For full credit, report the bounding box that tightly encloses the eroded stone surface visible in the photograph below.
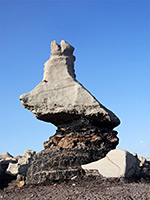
[19,40,121,185]
[0,152,13,160]
[20,40,120,129]
[44,118,118,150]
[82,149,145,178]
[0,150,35,189]
[6,150,36,176]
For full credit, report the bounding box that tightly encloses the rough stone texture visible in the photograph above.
[44,118,118,152]
[26,129,118,185]
[6,163,19,176]
[82,149,150,178]
[0,153,18,189]
[1,177,150,200]
[136,155,150,177]
[0,152,13,160]
[19,40,121,185]
[6,150,36,177]
[25,148,85,185]
[20,40,120,129]
[26,118,119,185]
[0,150,35,189]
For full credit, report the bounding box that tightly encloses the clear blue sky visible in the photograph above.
[1,0,150,157]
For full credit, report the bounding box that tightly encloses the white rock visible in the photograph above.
[0,152,13,160]
[23,150,35,158]
[71,175,77,180]
[6,163,20,175]
[82,149,139,178]
[20,40,120,129]
[138,156,146,167]
[132,153,137,158]
[6,150,36,176]
[0,152,17,172]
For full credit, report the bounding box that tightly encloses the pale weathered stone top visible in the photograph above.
[20,40,120,128]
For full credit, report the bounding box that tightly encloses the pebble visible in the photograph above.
[0,180,150,200]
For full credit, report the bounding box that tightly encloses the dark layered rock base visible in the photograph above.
[26,118,119,185]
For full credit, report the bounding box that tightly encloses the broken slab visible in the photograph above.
[82,149,140,178]
[0,150,36,189]
[6,150,36,176]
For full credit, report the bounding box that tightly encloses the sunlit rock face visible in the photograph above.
[20,40,120,185]
[20,40,120,129]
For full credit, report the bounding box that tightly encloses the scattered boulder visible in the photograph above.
[6,150,36,176]
[137,156,150,177]
[0,152,13,160]
[82,149,150,179]
[0,152,17,171]
[6,150,36,177]
[19,40,121,185]
[6,163,19,176]
[0,152,18,189]
[0,150,35,189]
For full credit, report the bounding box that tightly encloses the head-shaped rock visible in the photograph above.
[20,40,120,129]
[51,40,74,56]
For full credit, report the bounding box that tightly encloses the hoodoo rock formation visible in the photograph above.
[20,40,120,184]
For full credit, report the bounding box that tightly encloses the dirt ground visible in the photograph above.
[0,177,150,200]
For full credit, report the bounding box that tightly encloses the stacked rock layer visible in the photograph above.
[20,40,120,184]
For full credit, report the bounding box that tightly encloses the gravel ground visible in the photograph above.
[0,178,150,200]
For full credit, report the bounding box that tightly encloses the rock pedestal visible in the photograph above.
[20,40,120,184]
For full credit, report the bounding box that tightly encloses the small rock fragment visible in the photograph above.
[17,180,25,188]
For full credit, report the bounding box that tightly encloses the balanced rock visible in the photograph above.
[20,40,120,128]
[20,40,120,185]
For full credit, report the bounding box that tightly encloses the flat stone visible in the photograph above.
[82,149,140,178]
